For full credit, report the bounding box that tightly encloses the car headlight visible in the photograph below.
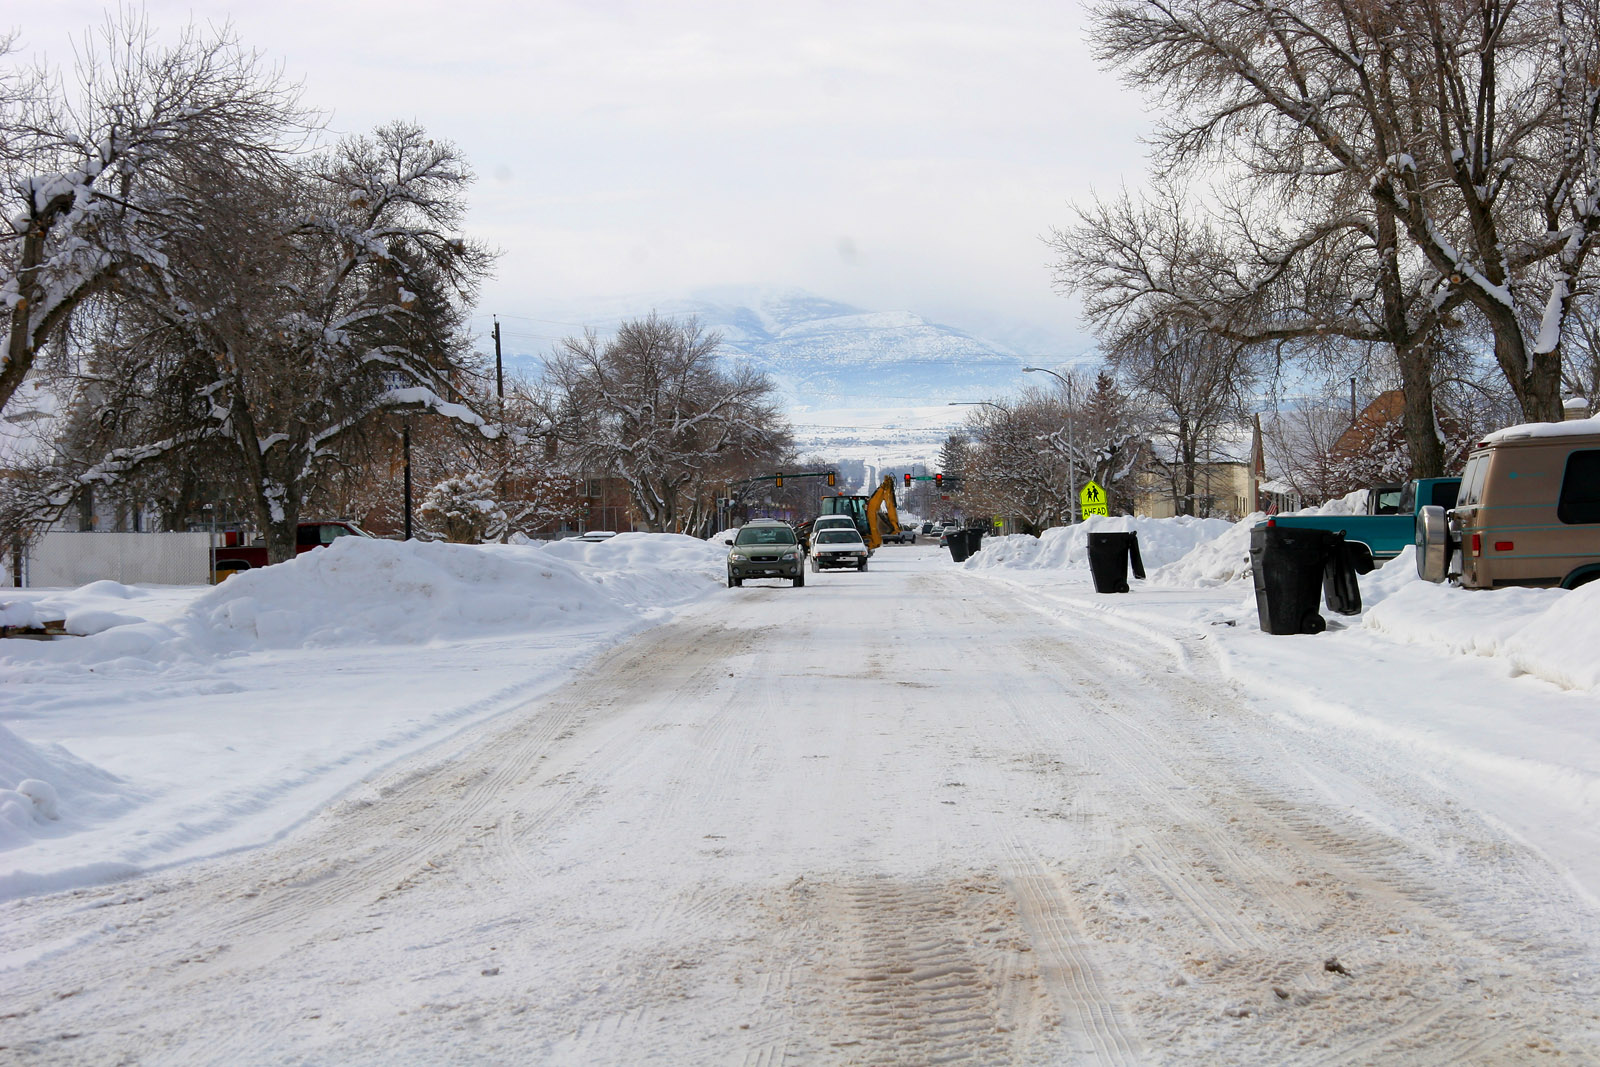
[781,552,797,561]
[729,550,748,560]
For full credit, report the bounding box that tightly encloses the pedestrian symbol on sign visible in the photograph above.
[1080,480,1108,518]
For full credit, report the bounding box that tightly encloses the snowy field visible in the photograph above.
[4,517,1600,1062]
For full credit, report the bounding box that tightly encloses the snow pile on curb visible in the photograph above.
[3,534,726,667]
[0,723,142,855]
[1144,489,1372,587]
[1,534,728,890]
[963,515,1234,576]
[1363,559,1600,692]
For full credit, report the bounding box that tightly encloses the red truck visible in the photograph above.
[212,521,373,581]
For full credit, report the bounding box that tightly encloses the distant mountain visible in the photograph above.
[666,288,1024,413]
[495,287,1043,463]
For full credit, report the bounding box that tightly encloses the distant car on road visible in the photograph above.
[879,524,916,545]
[810,528,870,571]
[724,519,805,587]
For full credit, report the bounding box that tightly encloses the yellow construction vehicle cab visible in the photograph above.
[818,476,901,550]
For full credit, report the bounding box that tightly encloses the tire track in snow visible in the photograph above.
[970,571,1599,1063]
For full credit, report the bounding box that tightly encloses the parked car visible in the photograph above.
[212,520,373,581]
[1417,418,1600,589]
[1259,477,1459,563]
[807,513,863,555]
[880,524,916,544]
[724,519,805,587]
[810,528,870,571]
[920,521,936,535]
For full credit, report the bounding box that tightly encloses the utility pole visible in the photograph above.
[403,418,413,541]
[1022,366,1079,522]
[493,317,504,402]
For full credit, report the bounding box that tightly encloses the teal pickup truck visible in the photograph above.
[1260,477,1461,563]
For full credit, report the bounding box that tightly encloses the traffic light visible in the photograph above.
[935,473,943,487]
[775,472,783,487]
[827,472,836,487]
[904,473,912,488]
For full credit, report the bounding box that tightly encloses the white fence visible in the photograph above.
[10,532,214,587]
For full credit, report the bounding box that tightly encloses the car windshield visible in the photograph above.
[735,527,796,546]
[816,530,862,545]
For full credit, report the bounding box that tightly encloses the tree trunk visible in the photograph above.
[1396,337,1447,479]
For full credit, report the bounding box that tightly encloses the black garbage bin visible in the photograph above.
[965,528,984,555]
[1250,524,1341,634]
[947,528,971,563]
[1087,531,1145,593]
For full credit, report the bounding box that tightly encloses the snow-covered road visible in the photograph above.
[4,544,1597,1064]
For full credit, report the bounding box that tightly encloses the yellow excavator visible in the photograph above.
[819,475,901,550]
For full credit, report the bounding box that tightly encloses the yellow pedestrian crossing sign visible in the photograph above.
[1080,480,1108,517]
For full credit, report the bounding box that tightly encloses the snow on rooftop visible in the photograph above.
[1482,412,1600,445]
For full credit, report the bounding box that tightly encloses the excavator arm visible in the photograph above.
[864,475,900,550]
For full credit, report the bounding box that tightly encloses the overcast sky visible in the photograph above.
[21,2,1153,356]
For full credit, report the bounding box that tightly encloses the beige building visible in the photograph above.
[1133,461,1255,521]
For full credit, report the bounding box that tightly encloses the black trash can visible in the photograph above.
[1250,525,1339,634]
[965,528,984,555]
[1087,531,1144,593]
[947,528,971,563]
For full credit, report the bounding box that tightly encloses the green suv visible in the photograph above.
[725,519,806,587]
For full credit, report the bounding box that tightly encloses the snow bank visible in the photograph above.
[1144,492,1370,587]
[0,722,142,856]
[3,534,726,667]
[962,515,1235,577]
[1363,559,1600,693]
[1,534,728,895]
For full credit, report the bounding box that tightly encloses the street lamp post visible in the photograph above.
[1022,367,1077,523]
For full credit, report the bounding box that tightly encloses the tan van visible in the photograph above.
[1417,416,1600,589]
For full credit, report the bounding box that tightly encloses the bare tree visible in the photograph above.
[57,121,496,561]
[1108,324,1259,516]
[960,391,1076,535]
[1,12,312,416]
[1086,0,1600,425]
[540,315,791,533]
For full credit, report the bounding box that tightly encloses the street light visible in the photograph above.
[1022,366,1078,523]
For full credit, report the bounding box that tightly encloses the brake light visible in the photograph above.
[1471,534,1481,554]
[1494,541,1514,552]
[1266,518,1277,527]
